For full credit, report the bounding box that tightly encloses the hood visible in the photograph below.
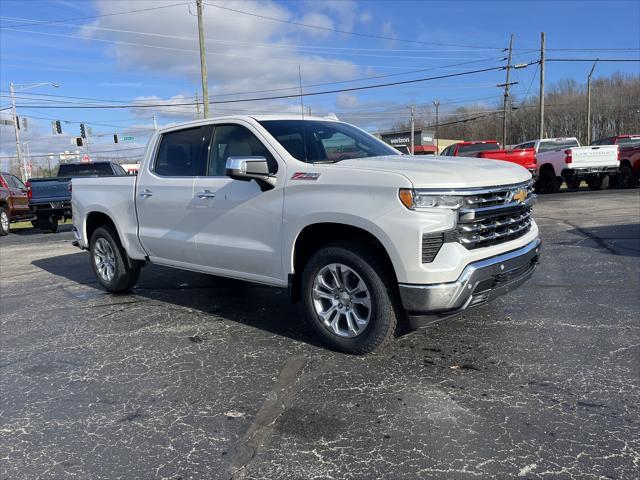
[335,155,532,188]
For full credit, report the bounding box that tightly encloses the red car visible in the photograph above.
[0,172,35,236]
[440,141,536,175]
[591,135,640,188]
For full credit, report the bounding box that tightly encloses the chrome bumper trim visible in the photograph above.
[399,238,541,324]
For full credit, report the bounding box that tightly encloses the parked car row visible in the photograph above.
[0,161,125,235]
[439,135,639,193]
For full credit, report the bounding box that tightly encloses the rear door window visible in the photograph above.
[154,126,212,177]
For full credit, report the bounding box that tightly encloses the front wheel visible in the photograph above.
[301,242,398,354]
[586,177,604,191]
[618,164,637,189]
[90,225,140,292]
[0,207,9,236]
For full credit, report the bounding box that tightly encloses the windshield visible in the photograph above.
[57,163,117,177]
[259,120,399,163]
[538,139,580,152]
[458,143,500,154]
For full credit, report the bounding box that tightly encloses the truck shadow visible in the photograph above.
[567,223,640,257]
[31,252,324,348]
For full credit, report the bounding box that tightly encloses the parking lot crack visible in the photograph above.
[227,355,335,479]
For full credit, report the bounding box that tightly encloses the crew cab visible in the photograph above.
[513,138,619,193]
[0,172,35,236]
[72,116,540,354]
[28,161,126,232]
[591,135,640,188]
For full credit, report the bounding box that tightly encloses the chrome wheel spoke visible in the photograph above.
[312,263,372,339]
[93,238,116,282]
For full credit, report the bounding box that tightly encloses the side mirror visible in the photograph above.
[225,156,276,191]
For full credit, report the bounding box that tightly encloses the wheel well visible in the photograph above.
[0,201,8,210]
[619,159,631,168]
[86,212,117,243]
[539,163,554,174]
[289,223,397,303]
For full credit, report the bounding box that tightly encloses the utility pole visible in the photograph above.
[409,104,415,154]
[586,60,597,145]
[433,100,440,153]
[501,34,514,147]
[9,82,26,180]
[195,92,200,119]
[539,32,546,139]
[196,0,210,118]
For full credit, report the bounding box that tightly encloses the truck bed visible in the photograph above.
[28,177,72,204]
[478,148,536,171]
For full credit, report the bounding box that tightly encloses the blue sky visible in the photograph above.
[1,0,639,164]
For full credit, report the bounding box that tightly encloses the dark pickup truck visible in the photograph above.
[27,161,126,232]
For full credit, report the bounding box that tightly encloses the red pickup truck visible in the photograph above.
[0,172,35,236]
[440,141,537,175]
[591,135,640,188]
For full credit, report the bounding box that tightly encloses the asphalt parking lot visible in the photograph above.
[1,189,639,480]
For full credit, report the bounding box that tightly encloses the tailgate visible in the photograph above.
[29,178,71,203]
[570,146,618,167]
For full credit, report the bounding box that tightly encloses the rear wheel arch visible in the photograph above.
[289,223,398,303]
[86,211,118,244]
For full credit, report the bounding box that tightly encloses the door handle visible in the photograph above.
[196,190,216,199]
[139,189,153,198]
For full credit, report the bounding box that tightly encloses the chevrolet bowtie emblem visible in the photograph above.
[513,189,527,203]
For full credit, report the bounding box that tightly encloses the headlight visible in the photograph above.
[399,189,464,210]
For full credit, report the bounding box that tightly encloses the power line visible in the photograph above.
[14,64,512,109]
[0,2,190,29]
[203,2,503,51]
[547,58,640,62]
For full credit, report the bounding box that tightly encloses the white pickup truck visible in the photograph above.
[513,137,619,193]
[72,115,540,354]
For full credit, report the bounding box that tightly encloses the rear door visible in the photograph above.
[5,175,30,218]
[135,125,213,265]
[191,121,285,283]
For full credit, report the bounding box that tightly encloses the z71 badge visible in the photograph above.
[291,172,320,181]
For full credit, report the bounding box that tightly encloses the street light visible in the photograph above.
[9,81,59,180]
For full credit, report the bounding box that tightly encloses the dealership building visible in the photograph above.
[379,129,461,155]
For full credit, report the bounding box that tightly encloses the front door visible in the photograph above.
[136,125,212,265]
[192,122,286,285]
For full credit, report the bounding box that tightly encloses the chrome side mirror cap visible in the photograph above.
[225,156,276,190]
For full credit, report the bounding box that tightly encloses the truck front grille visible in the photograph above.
[457,181,535,250]
[458,208,533,249]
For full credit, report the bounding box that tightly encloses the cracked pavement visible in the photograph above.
[1,189,639,479]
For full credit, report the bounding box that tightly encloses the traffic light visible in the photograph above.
[113,134,119,144]
[76,137,83,147]
[80,123,86,139]
[55,120,62,134]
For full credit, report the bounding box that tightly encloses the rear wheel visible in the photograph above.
[90,225,140,292]
[37,214,59,233]
[586,177,604,191]
[537,168,561,194]
[301,242,398,354]
[0,207,9,236]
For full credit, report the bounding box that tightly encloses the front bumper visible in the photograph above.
[399,238,541,328]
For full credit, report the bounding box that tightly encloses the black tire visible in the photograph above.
[301,242,399,354]
[586,177,604,191]
[31,220,38,228]
[0,207,9,236]
[565,178,581,190]
[618,164,637,189]
[536,168,561,194]
[37,214,59,233]
[90,225,140,292]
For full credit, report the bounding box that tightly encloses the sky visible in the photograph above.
[1,0,639,169]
